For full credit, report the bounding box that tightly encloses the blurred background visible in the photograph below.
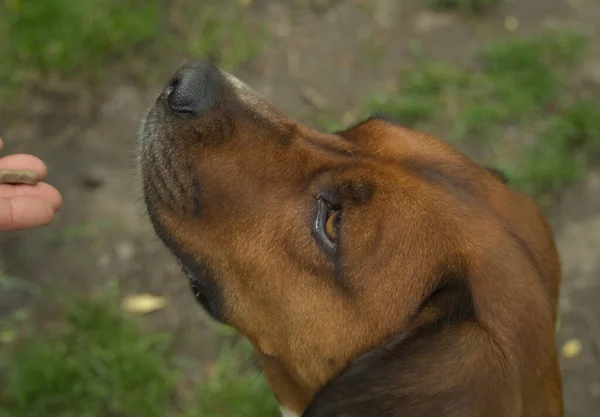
[0,0,598,416]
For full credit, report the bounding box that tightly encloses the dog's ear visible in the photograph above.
[302,278,520,417]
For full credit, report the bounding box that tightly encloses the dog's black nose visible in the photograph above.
[165,61,220,116]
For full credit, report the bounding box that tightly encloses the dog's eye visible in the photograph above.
[313,195,342,257]
[325,210,341,241]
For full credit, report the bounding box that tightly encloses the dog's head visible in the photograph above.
[140,61,562,416]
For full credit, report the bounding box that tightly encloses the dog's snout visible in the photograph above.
[165,61,220,116]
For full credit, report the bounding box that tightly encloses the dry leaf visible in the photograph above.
[561,338,582,358]
[0,329,16,344]
[504,16,519,32]
[204,362,217,379]
[121,293,168,314]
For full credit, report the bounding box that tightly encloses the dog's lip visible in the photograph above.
[177,258,197,282]
[139,100,166,144]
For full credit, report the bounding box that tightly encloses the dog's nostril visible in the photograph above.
[166,77,180,93]
[163,78,179,101]
[165,61,220,117]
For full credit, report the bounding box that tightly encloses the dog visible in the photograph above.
[139,61,563,417]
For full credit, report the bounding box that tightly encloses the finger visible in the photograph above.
[0,196,56,232]
[0,182,63,211]
[0,154,48,180]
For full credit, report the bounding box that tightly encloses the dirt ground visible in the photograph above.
[1,0,599,415]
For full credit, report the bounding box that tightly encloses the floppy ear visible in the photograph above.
[302,278,520,417]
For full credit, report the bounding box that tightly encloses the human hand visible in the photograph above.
[0,136,63,231]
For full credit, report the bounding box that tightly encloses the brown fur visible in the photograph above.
[140,62,563,416]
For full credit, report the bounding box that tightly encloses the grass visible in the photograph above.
[367,30,600,197]
[0,0,265,94]
[180,0,267,72]
[191,337,280,417]
[425,0,500,13]
[505,97,600,194]
[0,0,163,86]
[0,297,176,417]
[0,293,280,417]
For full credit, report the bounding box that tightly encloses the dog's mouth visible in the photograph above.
[178,260,217,318]
[141,187,227,322]
[172,243,226,322]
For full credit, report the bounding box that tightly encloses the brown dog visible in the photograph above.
[139,61,563,417]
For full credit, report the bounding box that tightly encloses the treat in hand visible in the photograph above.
[0,169,39,185]
[0,137,62,231]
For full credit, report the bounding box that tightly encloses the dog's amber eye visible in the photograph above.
[325,210,341,241]
[314,196,341,256]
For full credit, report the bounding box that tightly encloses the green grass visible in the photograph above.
[182,1,267,72]
[0,0,164,86]
[505,97,600,194]
[0,0,265,94]
[367,30,600,197]
[0,294,279,417]
[425,0,500,13]
[0,297,177,417]
[191,337,280,417]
